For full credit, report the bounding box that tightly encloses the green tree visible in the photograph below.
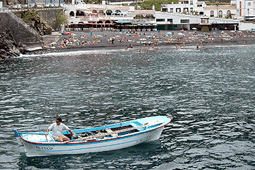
[22,9,39,22]
[139,0,178,11]
[225,13,235,19]
[54,11,69,29]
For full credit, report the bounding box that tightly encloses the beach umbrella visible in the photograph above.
[192,27,197,30]
[166,32,172,35]
[230,30,235,33]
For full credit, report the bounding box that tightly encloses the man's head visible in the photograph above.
[56,117,62,125]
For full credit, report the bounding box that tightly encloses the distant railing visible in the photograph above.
[1,6,62,12]
[76,15,134,19]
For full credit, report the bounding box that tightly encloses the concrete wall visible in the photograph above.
[0,12,41,44]
[39,8,63,30]
[239,22,255,30]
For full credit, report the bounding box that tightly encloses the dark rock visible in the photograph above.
[0,28,28,58]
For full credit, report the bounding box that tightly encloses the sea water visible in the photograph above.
[0,45,254,169]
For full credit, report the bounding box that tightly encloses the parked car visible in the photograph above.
[21,4,28,8]
[28,3,35,8]
[36,4,44,8]
[12,4,21,9]
[44,4,50,8]
[63,32,72,35]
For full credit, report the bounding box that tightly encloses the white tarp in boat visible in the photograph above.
[27,135,53,142]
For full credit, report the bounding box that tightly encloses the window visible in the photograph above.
[190,1,193,5]
[201,18,209,24]
[197,4,202,7]
[167,19,173,23]
[70,11,75,16]
[156,19,165,22]
[248,2,251,6]
[170,8,173,13]
[162,8,167,12]
[76,10,85,16]
[219,10,223,17]
[106,10,112,15]
[176,8,181,13]
[210,10,214,17]
[180,19,189,23]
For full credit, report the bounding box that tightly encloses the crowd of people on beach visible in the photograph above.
[42,29,255,52]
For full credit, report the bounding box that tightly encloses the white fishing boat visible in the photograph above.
[14,116,171,157]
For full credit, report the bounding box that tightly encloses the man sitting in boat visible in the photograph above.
[46,117,75,142]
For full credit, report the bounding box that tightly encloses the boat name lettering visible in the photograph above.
[36,146,53,150]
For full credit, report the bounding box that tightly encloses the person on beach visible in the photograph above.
[46,117,75,142]
[175,44,178,50]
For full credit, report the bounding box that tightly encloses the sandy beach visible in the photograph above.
[25,30,255,54]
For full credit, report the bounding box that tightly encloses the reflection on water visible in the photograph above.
[0,46,255,169]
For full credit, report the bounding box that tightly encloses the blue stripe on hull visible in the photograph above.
[45,137,143,153]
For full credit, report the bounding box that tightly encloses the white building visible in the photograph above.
[161,0,206,15]
[231,0,253,19]
[63,2,157,31]
[155,11,239,31]
[161,0,254,20]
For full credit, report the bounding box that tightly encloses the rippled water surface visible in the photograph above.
[0,46,255,169]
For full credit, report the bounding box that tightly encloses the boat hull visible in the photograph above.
[21,127,164,157]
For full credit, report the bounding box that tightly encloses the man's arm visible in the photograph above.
[69,129,75,137]
[46,123,53,135]
[46,129,50,135]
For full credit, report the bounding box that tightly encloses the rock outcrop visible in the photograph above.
[0,28,27,59]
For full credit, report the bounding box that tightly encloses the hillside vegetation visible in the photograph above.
[138,0,179,11]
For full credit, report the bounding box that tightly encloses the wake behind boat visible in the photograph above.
[14,116,171,157]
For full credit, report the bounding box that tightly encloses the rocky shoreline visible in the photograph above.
[0,28,28,59]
